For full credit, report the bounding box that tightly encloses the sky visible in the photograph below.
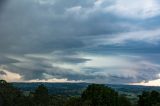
[0,0,160,86]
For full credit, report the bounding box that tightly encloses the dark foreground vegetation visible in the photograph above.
[0,80,160,106]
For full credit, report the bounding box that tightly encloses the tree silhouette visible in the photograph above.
[0,81,133,106]
[66,84,132,106]
[138,91,160,106]
[118,95,132,106]
[0,93,4,106]
[0,80,23,106]
[34,84,49,106]
[81,84,118,106]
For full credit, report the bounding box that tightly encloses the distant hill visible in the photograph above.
[12,83,160,96]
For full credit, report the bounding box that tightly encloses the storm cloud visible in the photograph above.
[0,0,160,85]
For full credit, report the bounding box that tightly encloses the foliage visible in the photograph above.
[138,90,160,106]
[65,97,82,106]
[118,95,132,106]
[0,80,68,106]
[0,80,23,106]
[3,80,156,106]
[34,84,49,106]
[81,84,118,106]
[66,84,132,106]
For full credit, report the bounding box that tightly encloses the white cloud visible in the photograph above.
[80,53,160,83]
[106,0,160,19]
[28,78,83,83]
[131,79,160,86]
[83,55,133,68]
[66,6,82,13]
[35,0,55,5]
[0,66,22,82]
[92,28,160,45]
[110,29,160,44]
[82,54,138,77]
[66,0,160,19]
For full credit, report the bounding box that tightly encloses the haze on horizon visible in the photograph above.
[0,0,160,86]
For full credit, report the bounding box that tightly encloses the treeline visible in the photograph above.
[0,80,160,106]
[0,80,68,106]
[138,91,160,106]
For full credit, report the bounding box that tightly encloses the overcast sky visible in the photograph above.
[1,0,160,85]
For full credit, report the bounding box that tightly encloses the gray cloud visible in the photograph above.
[0,0,160,84]
[0,56,19,64]
[0,0,7,9]
[0,0,137,54]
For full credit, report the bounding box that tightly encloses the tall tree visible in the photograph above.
[81,84,119,106]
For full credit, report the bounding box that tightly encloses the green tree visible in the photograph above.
[0,93,4,106]
[81,84,119,106]
[118,95,132,106]
[66,84,132,106]
[138,91,160,106]
[0,80,24,106]
[65,97,82,106]
[34,84,49,106]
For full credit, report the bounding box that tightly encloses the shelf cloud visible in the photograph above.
[0,0,160,85]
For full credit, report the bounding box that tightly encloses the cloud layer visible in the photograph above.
[0,0,160,85]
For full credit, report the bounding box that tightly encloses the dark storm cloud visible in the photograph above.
[86,42,160,55]
[0,0,136,54]
[0,0,7,9]
[1,0,160,84]
[106,69,160,84]
[0,56,19,64]
[5,61,91,81]
[80,62,160,84]
[3,53,91,80]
